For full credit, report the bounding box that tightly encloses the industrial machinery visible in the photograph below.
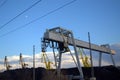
[19,53,28,69]
[41,52,53,69]
[78,48,91,67]
[4,56,12,70]
[41,39,53,69]
[41,27,116,80]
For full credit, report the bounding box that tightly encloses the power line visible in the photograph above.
[0,0,42,30]
[0,0,8,8]
[0,0,77,38]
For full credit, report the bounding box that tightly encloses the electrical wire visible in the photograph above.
[0,0,42,30]
[0,0,8,8]
[0,0,77,37]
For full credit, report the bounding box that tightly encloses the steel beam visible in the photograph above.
[44,30,115,54]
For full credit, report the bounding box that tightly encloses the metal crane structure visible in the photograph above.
[99,44,116,67]
[19,53,28,69]
[41,52,53,69]
[78,48,91,67]
[41,27,116,80]
[4,56,12,70]
[41,39,53,69]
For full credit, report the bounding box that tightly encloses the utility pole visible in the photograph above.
[88,32,96,80]
[33,45,35,80]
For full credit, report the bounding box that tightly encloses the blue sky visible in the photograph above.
[0,0,120,59]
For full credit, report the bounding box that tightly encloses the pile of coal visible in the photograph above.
[61,65,120,80]
[0,66,120,80]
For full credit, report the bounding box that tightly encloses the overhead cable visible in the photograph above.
[0,0,77,37]
[0,0,8,8]
[0,0,42,30]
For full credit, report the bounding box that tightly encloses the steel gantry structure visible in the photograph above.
[41,27,115,80]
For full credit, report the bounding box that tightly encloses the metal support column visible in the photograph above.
[99,52,102,67]
[110,52,116,66]
[108,45,116,66]
[71,32,84,80]
[53,48,58,69]
[57,50,62,80]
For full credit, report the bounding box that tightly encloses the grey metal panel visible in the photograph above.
[44,31,115,54]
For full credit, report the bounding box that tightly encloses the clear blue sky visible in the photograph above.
[0,0,120,58]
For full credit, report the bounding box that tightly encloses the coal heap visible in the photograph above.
[0,66,120,80]
[0,67,47,80]
[0,67,67,80]
[61,65,120,80]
